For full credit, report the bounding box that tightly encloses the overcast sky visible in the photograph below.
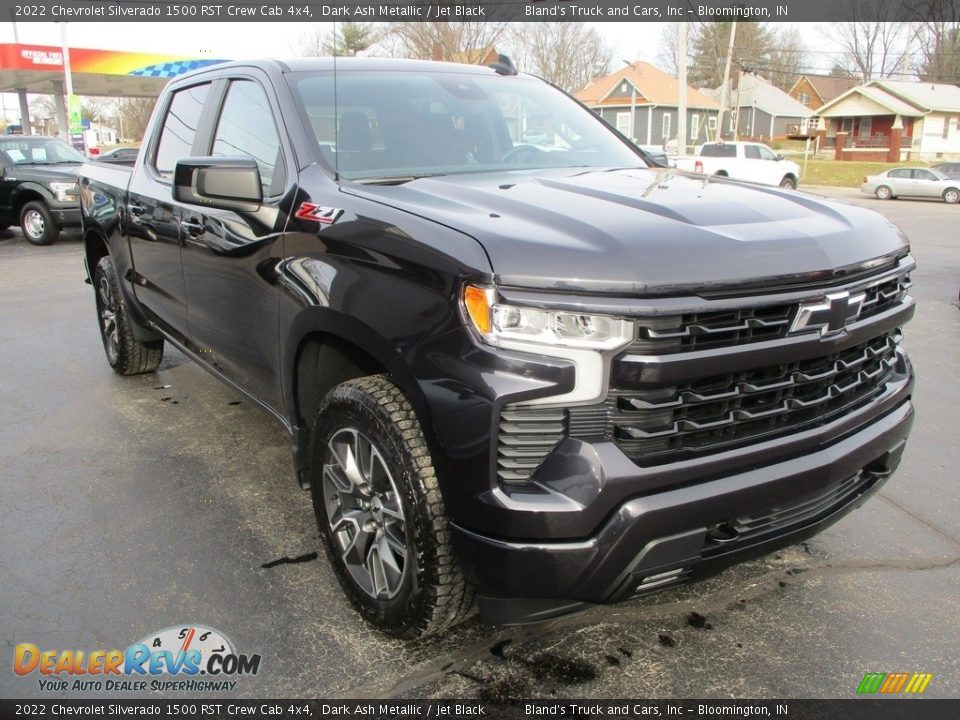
[0,21,831,121]
[0,22,667,63]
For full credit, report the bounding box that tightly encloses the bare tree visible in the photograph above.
[116,97,156,142]
[388,22,509,62]
[503,23,612,93]
[828,1,908,82]
[657,23,681,76]
[760,25,806,89]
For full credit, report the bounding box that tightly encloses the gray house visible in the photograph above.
[708,73,813,141]
[575,62,721,149]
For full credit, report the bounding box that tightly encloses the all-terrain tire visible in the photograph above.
[309,374,475,638]
[93,255,164,375]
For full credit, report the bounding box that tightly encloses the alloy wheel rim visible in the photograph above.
[322,427,408,600]
[98,276,119,363]
[947,191,958,203]
[23,210,44,239]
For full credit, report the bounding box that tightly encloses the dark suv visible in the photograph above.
[79,58,915,637]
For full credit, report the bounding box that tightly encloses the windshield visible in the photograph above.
[0,137,86,165]
[288,70,647,181]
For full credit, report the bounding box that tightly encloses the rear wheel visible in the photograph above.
[309,375,474,638]
[20,201,59,245]
[93,256,164,375]
[875,185,893,200]
[943,188,960,204]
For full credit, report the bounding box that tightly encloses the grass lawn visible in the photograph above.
[801,159,932,187]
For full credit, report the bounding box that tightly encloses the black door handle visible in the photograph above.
[180,218,205,237]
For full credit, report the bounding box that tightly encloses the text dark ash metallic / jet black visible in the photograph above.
[78,58,916,637]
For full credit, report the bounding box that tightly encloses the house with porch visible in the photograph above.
[574,62,720,150]
[815,79,960,161]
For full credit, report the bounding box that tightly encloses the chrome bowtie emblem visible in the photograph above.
[790,291,866,336]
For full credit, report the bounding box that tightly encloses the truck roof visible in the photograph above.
[176,56,512,81]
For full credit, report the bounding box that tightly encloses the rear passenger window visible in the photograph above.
[700,144,736,158]
[212,80,285,195]
[154,83,210,177]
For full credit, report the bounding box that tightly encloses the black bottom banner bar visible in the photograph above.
[1,699,958,720]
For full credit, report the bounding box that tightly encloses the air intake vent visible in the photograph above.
[496,407,566,484]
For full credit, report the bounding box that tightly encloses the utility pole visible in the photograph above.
[622,60,637,143]
[677,22,688,157]
[734,66,745,140]
[716,21,737,141]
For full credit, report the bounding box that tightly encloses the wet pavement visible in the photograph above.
[1,187,958,700]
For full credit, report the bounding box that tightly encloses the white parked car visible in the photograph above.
[861,167,960,203]
[675,141,801,189]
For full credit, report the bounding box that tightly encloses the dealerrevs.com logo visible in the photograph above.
[13,625,261,692]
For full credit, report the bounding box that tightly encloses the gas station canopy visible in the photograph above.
[0,43,228,97]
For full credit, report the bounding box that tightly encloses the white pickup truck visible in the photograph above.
[676,141,801,189]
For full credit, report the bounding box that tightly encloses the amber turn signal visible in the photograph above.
[463,285,492,335]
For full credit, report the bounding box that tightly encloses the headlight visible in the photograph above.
[462,284,633,350]
[49,181,78,202]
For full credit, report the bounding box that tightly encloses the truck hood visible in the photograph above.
[9,163,82,184]
[347,167,908,295]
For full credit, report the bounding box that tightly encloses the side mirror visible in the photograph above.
[173,156,262,212]
[775,153,784,161]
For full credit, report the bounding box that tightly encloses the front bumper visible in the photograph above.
[48,200,81,229]
[452,397,913,625]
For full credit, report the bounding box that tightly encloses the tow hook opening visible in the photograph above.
[706,522,739,544]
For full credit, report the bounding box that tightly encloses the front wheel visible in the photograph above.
[20,201,59,245]
[309,375,474,638]
[943,188,960,204]
[93,256,164,375]
[875,185,893,200]
[779,175,797,190]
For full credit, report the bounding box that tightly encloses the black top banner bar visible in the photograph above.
[1,0,959,23]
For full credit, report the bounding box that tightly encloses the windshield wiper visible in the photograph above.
[354,173,447,186]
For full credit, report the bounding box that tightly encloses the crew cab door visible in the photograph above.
[741,144,774,184]
[178,74,294,409]
[128,81,212,336]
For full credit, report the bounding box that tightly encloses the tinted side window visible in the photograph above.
[212,80,285,195]
[155,83,210,176]
[700,144,736,158]
[744,145,762,159]
[913,170,935,180]
[888,169,909,179]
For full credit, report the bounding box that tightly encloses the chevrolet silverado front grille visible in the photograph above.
[496,260,913,485]
[628,273,910,355]
[610,331,902,463]
[496,331,906,483]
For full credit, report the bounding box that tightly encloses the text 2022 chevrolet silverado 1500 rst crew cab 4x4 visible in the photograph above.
[79,59,915,637]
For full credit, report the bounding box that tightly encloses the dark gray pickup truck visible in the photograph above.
[79,58,915,637]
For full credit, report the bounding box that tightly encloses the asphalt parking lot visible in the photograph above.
[1,186,958,700]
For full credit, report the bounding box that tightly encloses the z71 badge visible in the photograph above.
[295,202,343,225]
